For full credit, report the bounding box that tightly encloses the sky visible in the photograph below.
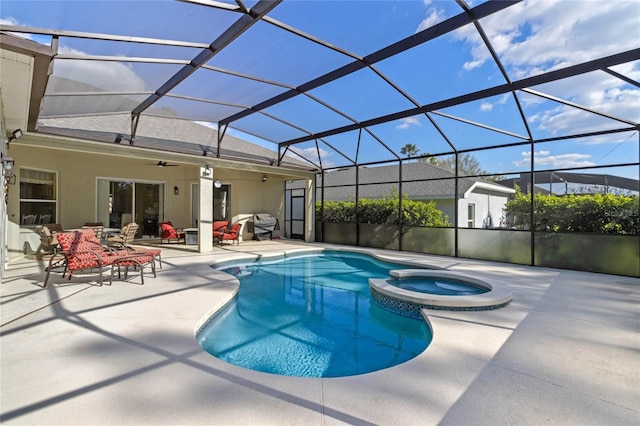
[1,0,639,179]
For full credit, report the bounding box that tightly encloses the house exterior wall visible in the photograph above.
[4,140,293,259]
[431,199,456,226]
[459,188,511,228]
[210,168,290,241]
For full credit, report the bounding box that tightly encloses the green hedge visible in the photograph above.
[504,188,639,235]
[317,195,450,227]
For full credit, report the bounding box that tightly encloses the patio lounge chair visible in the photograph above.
[212,220,228,242]
[83,222,104,241]
[43,229,129,287]
[43,229,157,287]
[217,222,241,245]
[107,222,138,249]
[36,223,63,254]
[109,252,157,285]
[84,228,158,284]
[159,221,185,244]
[106,222,162,269]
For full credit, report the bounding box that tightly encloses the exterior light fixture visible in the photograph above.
[174,186,179,195]
[1,155,15,172]
[214,179,222,188]
[2,155,16,189]
[262,175,268,182]
[8,129,23,143]
[203,165,212,176]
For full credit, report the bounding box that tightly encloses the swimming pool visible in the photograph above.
[197,251,433,378]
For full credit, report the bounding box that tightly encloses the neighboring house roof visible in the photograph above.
[499,172,639,194]
[307,162,514,201]
[37,112,315,171]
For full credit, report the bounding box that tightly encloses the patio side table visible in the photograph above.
[184,228,198,245]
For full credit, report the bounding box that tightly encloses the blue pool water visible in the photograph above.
[386,277,488,295]
[198,251,432,378]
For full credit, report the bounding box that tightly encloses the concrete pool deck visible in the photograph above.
[1,240,638,425]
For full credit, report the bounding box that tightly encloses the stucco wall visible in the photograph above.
[459,189,510,228]
[5,142,290,258]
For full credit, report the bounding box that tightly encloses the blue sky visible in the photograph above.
[1,0,639,179]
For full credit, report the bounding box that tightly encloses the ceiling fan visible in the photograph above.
[146,161,179,168]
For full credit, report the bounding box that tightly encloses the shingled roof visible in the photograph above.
[316,161,513,201]
[37,113,314,170]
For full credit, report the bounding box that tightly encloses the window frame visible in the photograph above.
[19,167,58,226]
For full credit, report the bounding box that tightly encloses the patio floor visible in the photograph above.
[1,240,638,425]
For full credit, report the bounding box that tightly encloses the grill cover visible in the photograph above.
[252,214,280,240]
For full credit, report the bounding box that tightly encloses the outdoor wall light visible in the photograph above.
[173,186,179,195]
[203,165,212,176]
[214,179,222,188]
[262,175,268,182]
[1,155,15,176]
[8,129,23,143]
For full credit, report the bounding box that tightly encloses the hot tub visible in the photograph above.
[369,269,512,317]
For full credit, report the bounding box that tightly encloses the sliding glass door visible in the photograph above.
[97,179,164,237]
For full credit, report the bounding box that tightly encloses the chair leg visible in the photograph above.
[43,257,55,287]
[109,264,116,285]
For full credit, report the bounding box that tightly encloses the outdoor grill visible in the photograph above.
[252,213,280,241]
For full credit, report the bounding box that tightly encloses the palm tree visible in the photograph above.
[400,143,419,159]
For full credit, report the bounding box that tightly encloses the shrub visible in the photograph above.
[504,187,639,235]
[317,193,450,227]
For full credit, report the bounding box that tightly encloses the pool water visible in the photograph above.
[386,277,488,296]
[198,252,432,378]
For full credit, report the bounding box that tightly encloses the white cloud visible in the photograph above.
[416,4,446,32]
[514,150,595,168]
[480,102,493,112]
[0,17,37,41]
[55,46,146,91]
[1,17,19,25]
[452,1,640,139]
[396,116,421,129]
[455,1,640,76]
[290,146,333,167]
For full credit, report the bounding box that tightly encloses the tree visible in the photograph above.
[400,143,420,159]
[423,153,486,176]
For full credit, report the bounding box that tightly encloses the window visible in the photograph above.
[20,168,57,225]
[467,204,475,228]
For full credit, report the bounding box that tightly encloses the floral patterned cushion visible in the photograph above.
[56,231,120,272]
